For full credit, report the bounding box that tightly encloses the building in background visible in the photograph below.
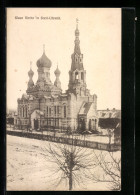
[15,21,98,131]
[98,108,121,119]
[6,109,17,125]
[98,108,121,144]
[98,108,121,129]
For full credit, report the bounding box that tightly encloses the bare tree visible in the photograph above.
[92,150,121,191]
[40,134,121,191]
[40,140,98,191]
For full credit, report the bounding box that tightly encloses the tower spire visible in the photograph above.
[74,18,81,54]
[68,20,86,95]
[76,18,79,29]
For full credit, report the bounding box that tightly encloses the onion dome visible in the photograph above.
[28,68,34,77]
[28,79,34,88]
[37,45,52,68]
[54,64,61,89]
[27,62,34,88]
[54,65,61,75]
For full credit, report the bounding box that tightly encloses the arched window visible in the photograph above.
[57,106,59,114]
[75,72,78,79]
[23,107,24,118]
[26,106,28,118]
[46,106,48,115]
[81,72,84,80]
[55,106,57,115]
[49,107,51,115]
[20,108,22,117]
[49,107,52,115]
[64,105,66,118]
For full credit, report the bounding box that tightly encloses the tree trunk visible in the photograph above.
[69,170,72,191]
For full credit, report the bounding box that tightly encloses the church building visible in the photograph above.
[16,21,98,132]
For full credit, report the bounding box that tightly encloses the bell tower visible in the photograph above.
[68,19,87,96]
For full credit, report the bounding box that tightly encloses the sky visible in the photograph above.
[7,8,121,111]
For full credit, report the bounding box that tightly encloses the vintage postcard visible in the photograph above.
[6,8,121,191]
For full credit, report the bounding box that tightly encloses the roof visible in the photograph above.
[98,110,121,119]
[44,96,51,99]
[112,111,121,118]
[36,110,44,116]
[79,102,92,115]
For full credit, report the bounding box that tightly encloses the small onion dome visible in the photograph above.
[37,52,52,68]
[28,80,34,87]
[54,66,61,75]
[28,68,34,77]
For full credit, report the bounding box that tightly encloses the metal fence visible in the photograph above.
[7,130,121,152]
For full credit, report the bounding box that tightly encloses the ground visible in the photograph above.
[7,135,120,191]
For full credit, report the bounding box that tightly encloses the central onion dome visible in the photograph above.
[37,51,52,68]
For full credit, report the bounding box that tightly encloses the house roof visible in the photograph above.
[79,102,92,115]
[98,110,121,119]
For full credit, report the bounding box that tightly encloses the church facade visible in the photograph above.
[16,22,98,132]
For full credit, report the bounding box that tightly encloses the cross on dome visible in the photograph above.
[76,18,79,23]
[43,44,45,53]
[30,61,32,69]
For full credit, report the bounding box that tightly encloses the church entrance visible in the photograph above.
[79,118,86,132]
[34,119,39,130]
